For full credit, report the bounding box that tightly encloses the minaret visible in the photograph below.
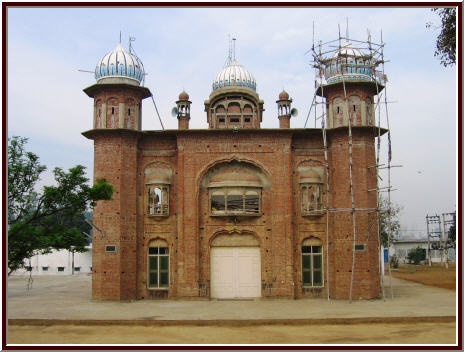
[276,90,292,128]
[316,41,384,299]
[82,42,151,300]
[176,90,191,130]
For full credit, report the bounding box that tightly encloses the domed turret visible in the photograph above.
[279,90,289,100]
[179,90,189,100]
[94,43,145,85]
[212,60,257,91]
[84,40,151,132]
[176,90,191,130]
[205,40,264,129]
[276,90,292,128]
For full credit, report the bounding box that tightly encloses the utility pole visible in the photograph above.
[71,247,75,275]
[426,215,441,266]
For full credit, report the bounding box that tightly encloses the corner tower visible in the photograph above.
[314,40,387,300]
[83,42,151,300]
[204,44,264,129]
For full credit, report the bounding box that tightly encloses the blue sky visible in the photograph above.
[7,6,457,237]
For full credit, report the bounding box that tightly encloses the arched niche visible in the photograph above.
[148,238,169,247]
[200,160,270,189]
[302,237,323,246]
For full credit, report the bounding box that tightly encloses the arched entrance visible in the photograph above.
[210,232,261,299]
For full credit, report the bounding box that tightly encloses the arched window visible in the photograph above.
[349,95,361,124]
[302,237,323,287]
[366,97,374,125]
[299,168,323,215]
[148,239,169,289]
[210,188,261,215]
[147,185,169,216]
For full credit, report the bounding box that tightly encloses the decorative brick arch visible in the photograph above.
[208,229,262,248]
[195,155,272,190]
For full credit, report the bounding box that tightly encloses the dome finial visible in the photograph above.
[226,35,237,67]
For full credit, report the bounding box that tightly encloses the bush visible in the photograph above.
[407,247,426,265]
[390,255,399,268]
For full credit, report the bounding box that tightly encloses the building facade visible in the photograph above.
[390,239,456,264]
[14,247,92,276]
[83,40,386,300]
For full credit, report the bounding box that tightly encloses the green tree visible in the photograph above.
[407,247,426,265]
[379,195,402,247]
[427,8,456,66]
[8,136,113,275]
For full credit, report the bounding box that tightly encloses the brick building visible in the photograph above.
[83,40,386,300]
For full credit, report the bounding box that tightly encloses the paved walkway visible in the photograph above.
[7,275,456,322]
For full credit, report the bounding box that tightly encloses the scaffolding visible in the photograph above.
[308,26,394,302]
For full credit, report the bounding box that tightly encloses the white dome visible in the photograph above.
[324,42,373,84]
[212,60,256,91]
[94,43,145,84]
[331,42,363,59]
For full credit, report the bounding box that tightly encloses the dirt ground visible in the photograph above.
[7,321,456,345]
[390,263,456,290]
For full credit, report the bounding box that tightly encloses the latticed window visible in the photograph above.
[302,238,323,287]
[148,239,169,289]
[210,187,260,215]
[147,185,169,216]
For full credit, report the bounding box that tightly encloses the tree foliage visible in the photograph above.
[427,8,456,67]
[379,195,402,247]
[8,136,113,275]
[407,247,426,265]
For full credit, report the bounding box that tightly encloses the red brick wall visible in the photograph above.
[92,131,139,300]
[87,83,380,300]
[328,128,380,299]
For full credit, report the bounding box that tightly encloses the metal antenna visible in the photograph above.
[312,21,315,51]
[346,17,349,41]
[129,36,136,53]
[119,31,122,44]
[232,37,236,61]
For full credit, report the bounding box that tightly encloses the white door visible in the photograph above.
[210,247,261,299]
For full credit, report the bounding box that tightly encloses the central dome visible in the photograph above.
[212,60,256,91]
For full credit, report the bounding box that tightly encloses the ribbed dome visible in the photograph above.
[94,43,145,85]
[178,90,189,100]
[324,42,373,84]
[330,42,363,59]
[279,90,289,100]
[212,60,256,91]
